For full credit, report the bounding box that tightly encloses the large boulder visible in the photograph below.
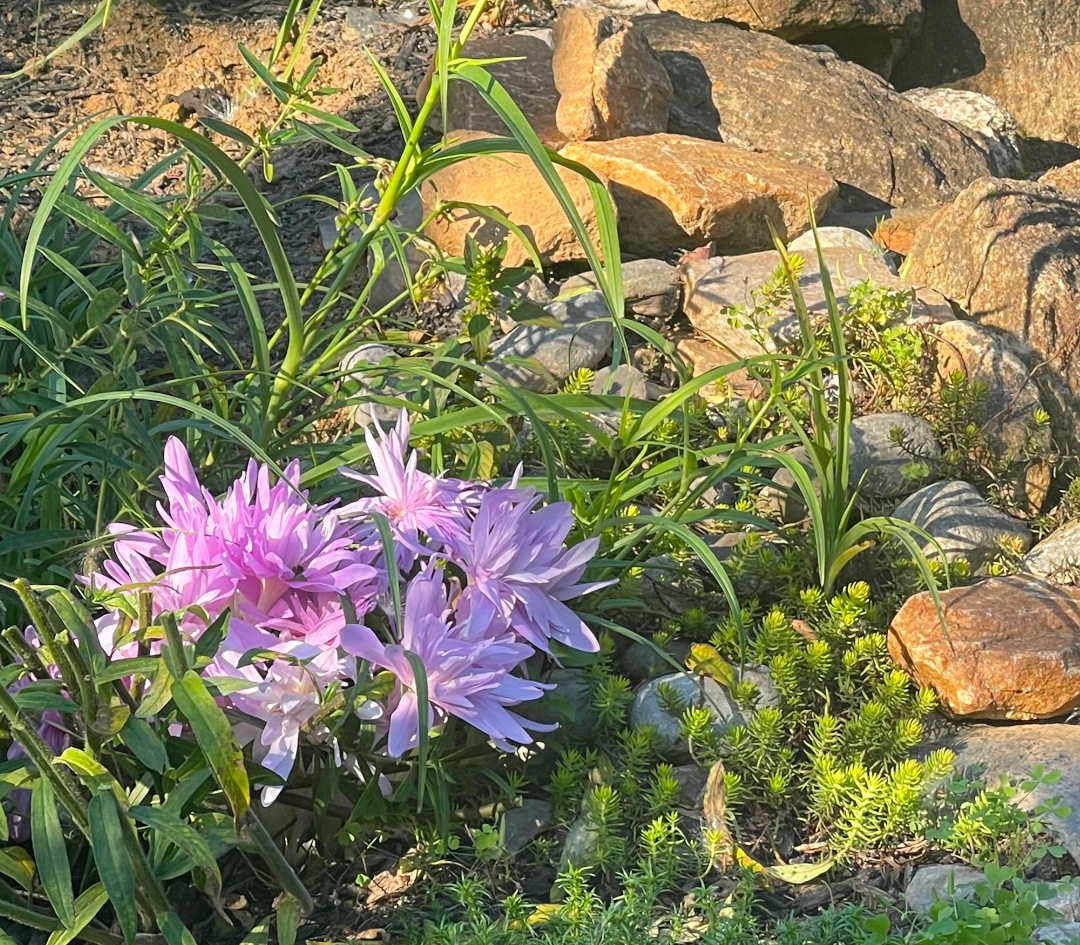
[552,6,672,141]
[901,87,1023,178]
[903,178,1080,405]
[892,0,1080,149]
[635,13,998,211]
[889,576,1080,720]
[421,131,614,268]
[418,32,564,147]
[559,134,837,256]
[1041,161,1080,195]
[652,0,922,77]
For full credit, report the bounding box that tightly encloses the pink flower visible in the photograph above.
[341,568,551,756]
[211,458,380,616]
[215,638,345,805]
[339,411,476,552]
[448,485,609,654]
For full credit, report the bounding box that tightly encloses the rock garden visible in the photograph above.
[7,0,1080,943]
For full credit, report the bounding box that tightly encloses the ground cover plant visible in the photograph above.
[2,0,1080,944]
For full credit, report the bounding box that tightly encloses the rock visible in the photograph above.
[767,413,940,521]
[891,0,1080,148]
[904,178,1080,405]
[946,723,1080,861]
[671,764,708,807]
[787,226,892,269]
[635,13,997,211]
[891,481,1032,571]
[620,639,691,683]
[1042,162,1080,195]
[559,816,601,871]
[590,363,649,398]
[422,131,613,268]
[672,333,754,402]
[629,672,747,760]
[925,320,1048,458]
[683,248,923,366]
[496,274,554,333]
[339,344,403,429]
[904,864,986,915]
[1045,885,1080,923]
[489,291,614,392]
[651,0,921,76]
[889,576,1080,720]
[418,34,564,147]
[562,258,681,320]
[552,7,672,141]
[1035,925,1080,945]
[503,799,554,855]
[869,207,938,257]
[1023,523,1080,585]
[559,134,837,257]
[902,87,1023,178]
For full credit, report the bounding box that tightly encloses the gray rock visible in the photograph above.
[630,672,746,761]
[590,364,649,399]
[683,248,932,366]
[671,764,708,808]
[741,665,781,711]
[904,864,986,915]
[947,724,1080,862]
[620,639,691,684]
[339,344,403,429]
[1035,923,1080,944]
[787,227,893,271]
[503,799,554,856]
[1046,885,1080,923]
[496,274,554,333]
[902,87,1023,178]
[1024,523,1080,586]
[559,816,601,872]
[767,413,941,522]
[562,258,682,321]
[892,480,1032,571]
[489,291,614,392]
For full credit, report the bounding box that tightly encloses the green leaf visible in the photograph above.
[85,287,122,328]
[135,661,174,719]
[238,44,289,102]
[31,778,75,927]
[276,893,301,945]
[88,794,137,943]
[170,671,250,820]
[0,846,36,891]
[44,883,109,945]
[118,717,168,773]
[130,805,222,896]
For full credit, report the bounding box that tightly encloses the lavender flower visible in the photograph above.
[449,484,610,654]
[341,568,552,756]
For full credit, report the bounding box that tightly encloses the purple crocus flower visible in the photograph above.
[338,411,476,553]
[341,567,552,756]
[448,484,610,654]
[211,458,380,616]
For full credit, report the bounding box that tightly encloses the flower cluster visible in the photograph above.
[82,411,606,803]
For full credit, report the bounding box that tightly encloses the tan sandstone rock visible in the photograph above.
[1041,161,1080,194]
[418,33,565,148]
[422,131,613,267]
[552,7,672,141]
[559,134,837,256]
[888,576,1080,720]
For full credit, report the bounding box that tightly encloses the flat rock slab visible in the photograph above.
[559,134,837,256]
[946,723,1080,862]
[635,12,997,210]
[1024,522,1080,586]
[683,247,927,363]
[890,576,1080,720]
